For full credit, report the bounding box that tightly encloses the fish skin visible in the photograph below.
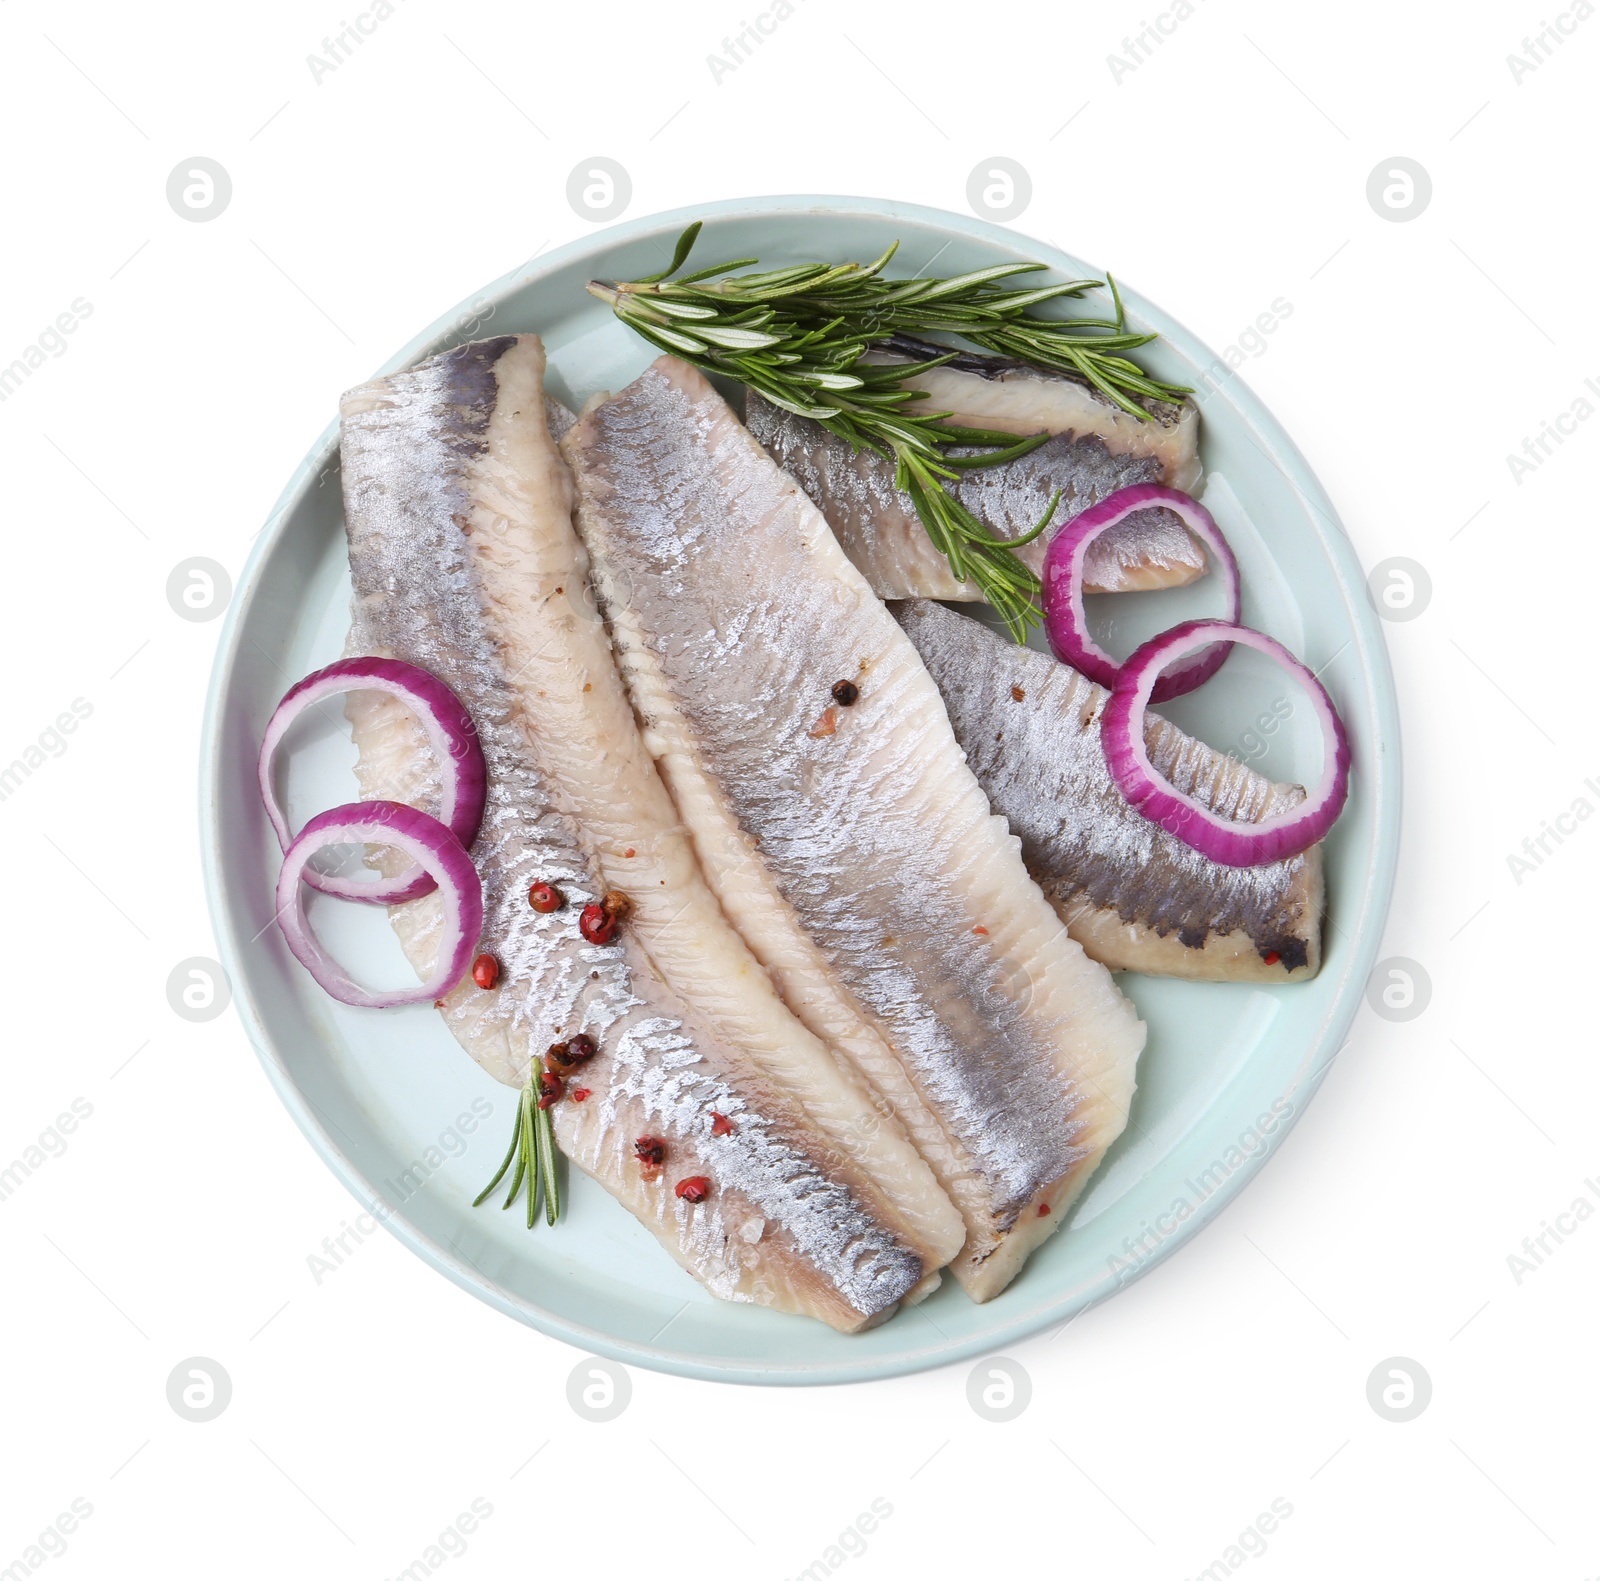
[336,333,930,1330]
[744,354,1206,601]
[564,356,1146,1301]
[885,347,1202,493]
[459,351,964,1279]
[893,599,1323,982]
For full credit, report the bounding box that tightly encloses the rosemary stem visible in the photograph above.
[592,223,1189,641]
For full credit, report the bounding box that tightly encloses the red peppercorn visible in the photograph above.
[538,1070,563,1109]
[528,881,564,913]
[831,679,860,706]
[1037,1201,1051,1217]
[579,903,616,945]
[634,1136,666,1167]
[710,1112,736,1137]
[570,1087,591,1103]
[675,1176,712,1204]
[564,1032,597,1063]
[471,953,500,990]
[1263,950,1281,967]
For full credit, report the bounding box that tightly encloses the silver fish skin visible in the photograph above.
[442,349,962,1282]
[744,354,1205,601]
[893,599,1324,982]
[336,333,929,1331]
[882,342,1202,494]
[564,357,1146,1302]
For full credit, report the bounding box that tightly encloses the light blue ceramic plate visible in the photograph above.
[201,197,1399,1384]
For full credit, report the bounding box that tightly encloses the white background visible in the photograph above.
[1,0,1594,1576]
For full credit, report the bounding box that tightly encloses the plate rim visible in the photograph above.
[200,193,1402,1385]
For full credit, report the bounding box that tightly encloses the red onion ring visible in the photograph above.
[1043,484,1241,703]
[259,657,486,904]
[275,801,484,1007]
[1101,620,1351,867]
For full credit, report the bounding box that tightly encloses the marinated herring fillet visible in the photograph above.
[483,365,962,1282]
[895,599,1323,982]
[745,354,1205,601]
[337,333,947,1330]
[896,353,1202,492]
[564,357,1147,1301]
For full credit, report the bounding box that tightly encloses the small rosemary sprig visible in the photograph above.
[474,1075,560,1228]
[587,222,1189,640]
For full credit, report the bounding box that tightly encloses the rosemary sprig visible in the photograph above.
[474,1076,560,1228]
[587,223,1189,639]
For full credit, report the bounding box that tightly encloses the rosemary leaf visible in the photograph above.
[520,1084,539,1229]
[472,1111,521,1207]
[475,1076,562,1229]
[535,1102,561,1227]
